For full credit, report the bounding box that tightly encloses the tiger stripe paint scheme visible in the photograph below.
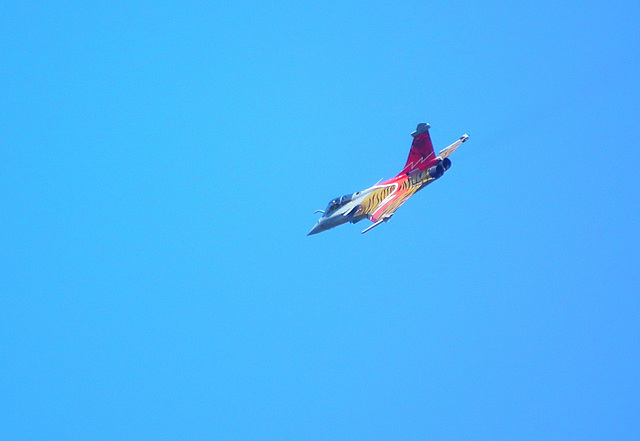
[308,123,469,235]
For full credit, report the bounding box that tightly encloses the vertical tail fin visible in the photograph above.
[403,123,435,173]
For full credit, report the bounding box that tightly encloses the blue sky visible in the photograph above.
[2,1,639,440]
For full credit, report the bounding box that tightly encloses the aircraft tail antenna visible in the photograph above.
[411,123,430,137]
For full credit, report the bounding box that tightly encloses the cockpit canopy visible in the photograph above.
[325,193,354,216]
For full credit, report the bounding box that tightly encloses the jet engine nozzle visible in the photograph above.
[441,157,452,171]
[427,164,444,179]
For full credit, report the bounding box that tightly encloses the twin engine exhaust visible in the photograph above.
[426,157,452,180]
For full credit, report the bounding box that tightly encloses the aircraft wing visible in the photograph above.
[437,134,469,160]
[370,188,415,223]
[360,181,419,225]
[360,187,414,233]
[402,123,437,173]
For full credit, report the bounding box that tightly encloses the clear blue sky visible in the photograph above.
[2,1,639,440]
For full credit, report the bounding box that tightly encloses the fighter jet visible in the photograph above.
[308,123,469,235]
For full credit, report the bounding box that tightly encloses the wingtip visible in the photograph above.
[461,134,469,141]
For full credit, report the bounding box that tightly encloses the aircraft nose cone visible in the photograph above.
[307,223,324,236]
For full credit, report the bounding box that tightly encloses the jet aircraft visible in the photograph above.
[308,123,469,235]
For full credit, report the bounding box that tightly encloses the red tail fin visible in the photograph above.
[403,123,436,173]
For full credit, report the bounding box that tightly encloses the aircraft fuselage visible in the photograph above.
[308,158,450,235]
